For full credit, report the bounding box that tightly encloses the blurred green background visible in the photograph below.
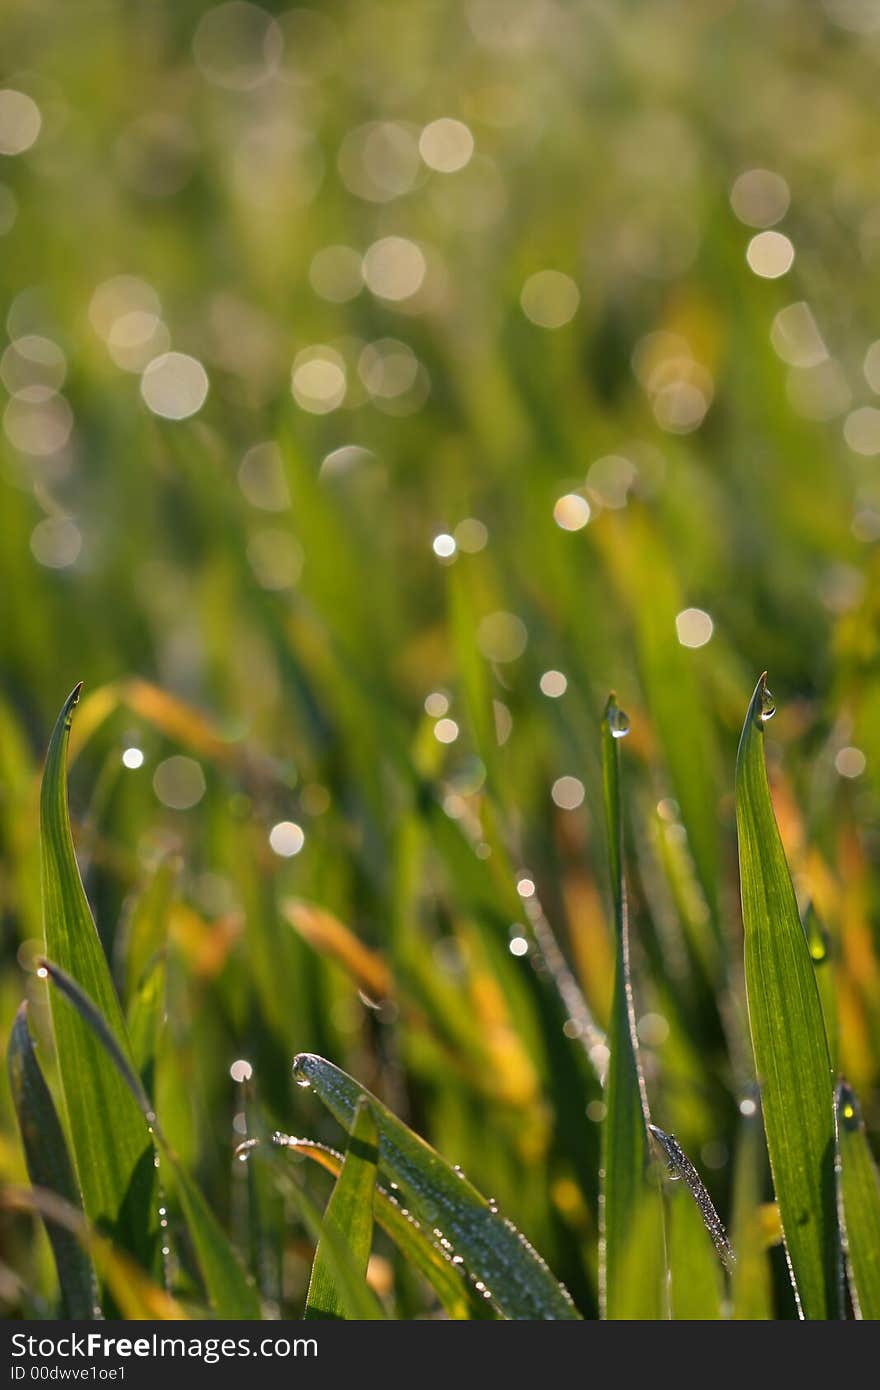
[2,0,880,1317]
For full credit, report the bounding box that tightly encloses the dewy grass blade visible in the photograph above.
[305,1098,380,1319]
[7,1004,99,1318]
[735,673,839,1318]
[648,1124,734,1271]
[40,958,260,1319]
[835,1080,880,1319]
[40,684,155,1261]
[291,1053,579,1319]
[600,695,667,1320]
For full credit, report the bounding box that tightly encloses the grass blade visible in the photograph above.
[265,1136,496,1319]
[40,683,155,1259]
[648,1124,734,1272]
[665,1181,724,1319]
[40,958,260,1318]
[292,1052,579,1319]
[600,694,667,1319]
[735,673,839,1318]
[6,1004,99,1318]
[305,1099,379,1319]
[836,1080,880,1319]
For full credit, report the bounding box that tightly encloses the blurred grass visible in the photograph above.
[1,0,880,1318]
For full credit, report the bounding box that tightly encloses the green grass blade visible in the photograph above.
[276,1169,384,1320]
[267,1136,496,1318]
[836,1080,880,1319]
[292,1053,579,1319]
[40,684,155,1258]
[600,695,667,1320]
[735,673,839,1318]
[305,1098,379,1319]
[6,1004,99,1318]
[665,1183,724,1319]
[40,958,260,1319]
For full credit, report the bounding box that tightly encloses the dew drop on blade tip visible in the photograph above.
[606,698,630,739]
[759,684,775,722]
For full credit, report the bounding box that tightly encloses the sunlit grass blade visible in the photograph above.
[40,683,155,1260]
[836,1080,880,1319]
[268,1134,495,1319]
[283,899,393,1001]
[735,673,839,1318]
[0,1185,186,1320]
[292,1052,579,1319]
[305,1098,379,1319]
[600,694,666,1320]
[40,958,260,1318]
[7,1004,99,1318]
[665,1182,724,1319]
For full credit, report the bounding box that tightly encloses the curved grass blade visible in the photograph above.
[836,1080,880,1319]
[292,1053,579,1319]
[0,1185,186,1320]
[7,1004,99,1318]
[39,958,260,1319]
[305,1099,379,1319]
[265,1136,495,1319]
[40,684,155,1259]
[735,673,839,1318]
[600,695,666,1320]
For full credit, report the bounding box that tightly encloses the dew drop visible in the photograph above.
[759,684,776,722]
[606,697,630,739]
[295,1077,311,1089]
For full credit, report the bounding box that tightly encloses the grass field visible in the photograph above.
[1,1,880,1320]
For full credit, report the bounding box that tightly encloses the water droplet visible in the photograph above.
[606,697,630,739]
[295,1077,311,1089]
[665,1160,682,1182]
[759,683,776,722]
